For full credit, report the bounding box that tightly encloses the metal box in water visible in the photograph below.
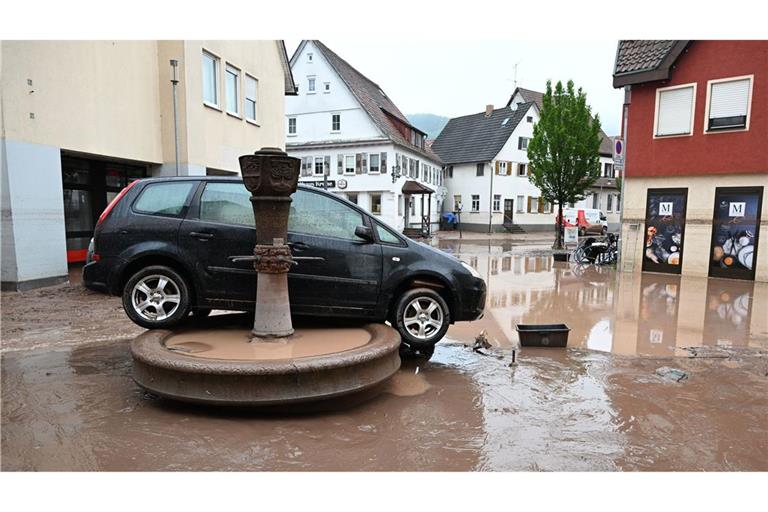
[516,324,570,348]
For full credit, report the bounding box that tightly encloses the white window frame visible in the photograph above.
[493,194,501,212]
[313,156,325,176]
[703,74,754,134]
[244,74,258,124]
[287,117,297,136]
[369,153,380,174]
[344,155,355,175]
[225,64,241,118]
[516,195,524,213]
[307,76,316,94]
[517,163,527,177]
[331,113,341,133]
[471,195,480,213]
[370,193,382,215]
[202,50,221,110]
[653,82,697,139]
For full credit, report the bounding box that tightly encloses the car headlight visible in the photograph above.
[461,261,481,279]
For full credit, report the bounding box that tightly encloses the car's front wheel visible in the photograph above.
[394,288,450,359]
[122,265,191,329]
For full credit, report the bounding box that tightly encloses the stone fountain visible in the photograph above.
[130,148,401,406]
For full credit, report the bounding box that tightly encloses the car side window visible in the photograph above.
[133,181,195,216]
[199,182,254,226]
[375,222,402,245]
[288,190,364,241]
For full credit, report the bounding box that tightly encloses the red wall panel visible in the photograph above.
[625,40,768,178]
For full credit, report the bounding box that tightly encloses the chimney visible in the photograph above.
[485,104,494,117]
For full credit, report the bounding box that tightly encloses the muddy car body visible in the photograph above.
[83,177,486,356]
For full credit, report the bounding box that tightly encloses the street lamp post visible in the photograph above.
[170,59,180,177]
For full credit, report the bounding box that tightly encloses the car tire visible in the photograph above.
[122,265,192,329]
[394,287,450,360]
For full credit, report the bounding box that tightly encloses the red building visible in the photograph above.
[613,40,768,282]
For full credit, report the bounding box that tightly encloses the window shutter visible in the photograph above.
[495,161,500,175]
[538,198,544,213]
[656,86,694,136]
[362,153,368,174]
[324,156,330,176]
[355,153,362,174]
[381,152,387,174]
[527,196,532,213]
[337,154,343,175]
[709,78,750,127]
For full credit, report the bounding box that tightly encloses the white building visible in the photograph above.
[433,87,618,233]
[285,40,445,234]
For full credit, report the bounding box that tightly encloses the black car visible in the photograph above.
[83,177,486,357]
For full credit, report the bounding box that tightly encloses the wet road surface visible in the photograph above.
[2,240,767,471]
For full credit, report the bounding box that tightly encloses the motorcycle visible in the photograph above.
[572,233,618,265]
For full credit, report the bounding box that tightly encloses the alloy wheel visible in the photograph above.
[131,274,182,322]
[402,296,444,341]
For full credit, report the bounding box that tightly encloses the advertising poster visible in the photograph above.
[642,188,688,274]
[709,187,763,280]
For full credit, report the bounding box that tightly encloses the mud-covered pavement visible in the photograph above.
[2,237,768,471]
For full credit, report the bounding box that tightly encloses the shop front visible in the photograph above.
[61,155,148,263]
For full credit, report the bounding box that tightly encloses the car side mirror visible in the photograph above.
[354,225,374,243]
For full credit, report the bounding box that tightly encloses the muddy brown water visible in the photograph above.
[2,241,767,471]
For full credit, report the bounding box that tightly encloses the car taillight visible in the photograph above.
[97,179,140,227]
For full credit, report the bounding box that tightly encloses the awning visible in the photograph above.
[401,180,434,195]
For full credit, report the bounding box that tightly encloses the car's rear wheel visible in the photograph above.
[122,265,191,329]
[394,288,450,360]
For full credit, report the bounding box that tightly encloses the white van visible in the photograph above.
[559,208,608,236]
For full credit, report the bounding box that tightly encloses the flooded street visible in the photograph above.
[2,237,768,471]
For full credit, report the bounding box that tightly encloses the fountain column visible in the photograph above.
[238,147,301,339]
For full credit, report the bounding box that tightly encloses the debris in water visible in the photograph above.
[656,366,689,382]
[472,330,492,352]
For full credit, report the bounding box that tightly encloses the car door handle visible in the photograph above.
[189,231,214,240]
[288,241,310,251]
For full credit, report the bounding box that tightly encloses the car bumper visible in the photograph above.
[457,277,486,321]
[82,260,110,294]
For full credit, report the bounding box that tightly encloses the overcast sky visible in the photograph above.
[286,39,624,136]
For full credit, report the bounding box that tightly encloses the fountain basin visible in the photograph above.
[131,323,401,406]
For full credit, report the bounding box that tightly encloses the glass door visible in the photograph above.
[708,186,763,280]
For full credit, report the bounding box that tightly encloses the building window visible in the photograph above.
[447,166,453,178]
[655,83,696,137]
[607,193,613,212]
[225,65,240,115]
[324,82,331,93]
[526,116,533,123]
[287,117,297,135]
[516,195,524,213]
[331,114,341,132]
[202,51,219,106]
[476,163,484,177]
[615,194,621,212]
[706,76,752,132]
[496,161,508,175]
[543,201,552,214]
[454,194,462,211]
[369,153,380,173]
[517,163,527,176]
[518,137,530,150]
[529,197,539,213]
[493,194,501,212]
[603,162,614,178]
[347,193,358,204]
[244,75,258,122]
[471,195,480,212]
[410,197,416,216]
[344,155,355,175]
[371,194,382,215]
[307,52,313,63]
[314,157,324,176]
[592,193,599,209]
[308,77,316,93]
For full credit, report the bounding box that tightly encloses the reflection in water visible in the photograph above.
[444,241,767,355]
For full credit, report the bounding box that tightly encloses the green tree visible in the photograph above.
[527,80,602,249]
